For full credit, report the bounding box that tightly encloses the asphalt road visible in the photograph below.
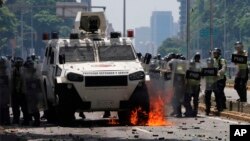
[1,79,250,141]
[1,112,249,141]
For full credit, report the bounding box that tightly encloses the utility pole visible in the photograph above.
[123,0,126,37]
[224,0,226,58]
[186,0,190,59]
[21,10,24,58]
[210,0,214,51]
[31,7,34,53]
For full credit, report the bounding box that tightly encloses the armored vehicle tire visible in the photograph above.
[57,93,76,126]
[56,86,76,126]
[118,83,150,125]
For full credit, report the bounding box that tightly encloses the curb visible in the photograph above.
[199,104,250,122]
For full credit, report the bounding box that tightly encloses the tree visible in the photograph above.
[158,38,186,56]
[0,6,18,54]
[2,0,74,57]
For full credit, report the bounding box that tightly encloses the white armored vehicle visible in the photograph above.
[42,11,150,125]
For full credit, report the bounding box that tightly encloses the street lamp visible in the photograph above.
[210,0,214,51]
[186,0,190,59]
[123,0,126,37]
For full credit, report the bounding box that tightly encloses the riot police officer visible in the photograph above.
[169,54,187,117]
[204,58,218,115]
[233,41,248,103]
[23,57,42,126]
[0,56,11,125]
[213,48,227,112]
[184,52,201,117]
[11,57,30,125]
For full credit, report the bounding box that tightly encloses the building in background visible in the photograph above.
[134,27,151,55]
[177,0,187,39]
[150,11,174,54]
[177,0,195,39]
[106,22,114,37]
[173,22,180,37]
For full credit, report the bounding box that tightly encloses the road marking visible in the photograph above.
[200,115,240,124]
[133,127,152,134]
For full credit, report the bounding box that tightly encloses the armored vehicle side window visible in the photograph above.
[98,45,135,61]
[50,52,54,64]
[45,47,48,57]
[59,46,94,62]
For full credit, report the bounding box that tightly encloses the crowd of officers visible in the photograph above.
[0,54,42,126]
[149,41,248,117]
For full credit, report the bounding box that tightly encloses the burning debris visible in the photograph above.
[130,93,173,126]
[108,116,119,125]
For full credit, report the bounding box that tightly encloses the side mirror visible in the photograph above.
[136,52,142,60]
[144,53,152,64]
[59,54,65,64]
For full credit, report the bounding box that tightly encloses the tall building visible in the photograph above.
[106,22,114,37]
[177,0,195,39]
[150,11,174,52]
[173,22,180,37]
[134,27,151,55]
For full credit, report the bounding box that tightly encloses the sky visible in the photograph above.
[90,0,180,32]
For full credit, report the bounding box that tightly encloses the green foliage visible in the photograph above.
[158,38,185,56]
[0,6,18,52]
[189,0,250,58]
[1,0,74,56]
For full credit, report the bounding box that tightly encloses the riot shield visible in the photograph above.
[170,59,188,103]
[185,61,202,94]
[22,61,46,114]
[0,57,11,124]
[201,67,218,91]
[0,57,11,107]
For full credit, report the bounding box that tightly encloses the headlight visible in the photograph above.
[129,71,145,81]
[67,72,84,82]
[55,65,62,76]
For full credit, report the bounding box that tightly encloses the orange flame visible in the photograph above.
[130,92,173,126]
[147,96,172,126]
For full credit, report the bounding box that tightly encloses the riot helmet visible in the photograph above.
[179,55,186,60]
[0,56,8,68]
[176,53,181,59]
[193,52,200,62]
[14,57,24,68]
[157,54,161,60]
[168,52,176,60]
[213,48,221,59]
[234,41,243,51]
[24,60,35,69]
[31,53,36,61]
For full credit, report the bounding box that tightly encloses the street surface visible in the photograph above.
[1,110,249,141]
[1,81,250,141]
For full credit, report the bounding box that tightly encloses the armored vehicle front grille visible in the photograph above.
[85,75,128,87]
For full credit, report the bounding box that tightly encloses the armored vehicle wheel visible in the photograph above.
[118,83,150,125]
